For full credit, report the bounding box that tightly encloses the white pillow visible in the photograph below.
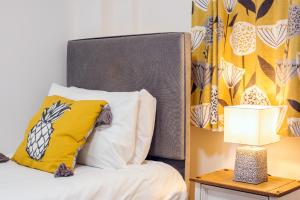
[69,87,157,165]
[49,83,157,166]
[48,83,139,169]
[129,89,156,164]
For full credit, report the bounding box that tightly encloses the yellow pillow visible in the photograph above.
[12,95,107,174]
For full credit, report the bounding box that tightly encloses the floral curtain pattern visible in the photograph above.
[191,0,300,136]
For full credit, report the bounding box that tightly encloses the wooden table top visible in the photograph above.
[190,169,300,197]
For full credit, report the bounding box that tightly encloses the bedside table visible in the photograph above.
[190,169,300,200]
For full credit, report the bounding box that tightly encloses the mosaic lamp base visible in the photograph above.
[233,146,268,185]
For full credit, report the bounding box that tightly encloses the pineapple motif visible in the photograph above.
[26,101,71,160]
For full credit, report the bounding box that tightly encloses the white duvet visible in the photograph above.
[0,160,186,200]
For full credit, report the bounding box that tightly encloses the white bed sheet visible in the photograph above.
[0,160,186,200]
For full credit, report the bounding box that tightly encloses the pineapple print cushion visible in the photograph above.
[12,95,108,175]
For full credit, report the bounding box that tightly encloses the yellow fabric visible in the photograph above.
[191,0,300,136]
[12,95,107,173]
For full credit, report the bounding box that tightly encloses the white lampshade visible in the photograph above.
[224,105,282,146]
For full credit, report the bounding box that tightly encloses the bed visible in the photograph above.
[0,160,186,200]
[0,32,191,200]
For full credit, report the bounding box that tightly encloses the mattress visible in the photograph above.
[0,160,186,200]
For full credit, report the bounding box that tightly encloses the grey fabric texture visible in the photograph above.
[0,153,9,163]
[96,104,113,127]
[54,163,74,178]
[67,33,191,163]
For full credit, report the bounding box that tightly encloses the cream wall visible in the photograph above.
[68,0,192,39]
[0,0,69,153]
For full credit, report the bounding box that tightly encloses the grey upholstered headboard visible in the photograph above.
[67,32,191,177]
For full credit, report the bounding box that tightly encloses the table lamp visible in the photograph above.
[224,105,286,184]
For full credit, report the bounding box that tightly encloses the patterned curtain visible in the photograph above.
[191,0,300,136]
